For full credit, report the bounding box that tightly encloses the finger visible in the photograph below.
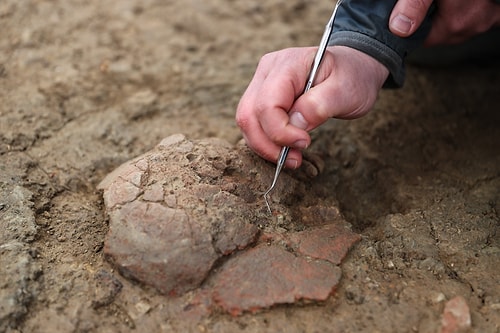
[247,49,314,147]
[239,125,304,169]
[424,2,500,46]
[288,47,387,131]
[236,51,311,167]
[288,76,354,133]
[389,0,434,37]
[423,16,452,46]
[289,49,352,131]
[256,68,312,149]
[237,99,304,169]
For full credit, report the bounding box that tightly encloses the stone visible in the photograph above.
[440,296,471,333]
[91,269,123,309]
[123,89,158,120]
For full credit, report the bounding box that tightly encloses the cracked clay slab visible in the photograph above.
[98,134,360,313]
[98,134,300,295]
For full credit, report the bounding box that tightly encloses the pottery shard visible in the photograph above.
[211,222,360,315]
[98,134,300,295]
[212,244,342,316]
[105,200,217,295]
[287,223,361,265]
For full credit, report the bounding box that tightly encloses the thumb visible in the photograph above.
[287,46,388,133]
[286,50,344,132]
[288,81,347,133]
[389,0,433,37]
[289,110,310,130]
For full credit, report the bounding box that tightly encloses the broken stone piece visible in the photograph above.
[440,296,471,333]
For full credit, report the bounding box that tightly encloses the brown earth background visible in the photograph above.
[1,0,499,332]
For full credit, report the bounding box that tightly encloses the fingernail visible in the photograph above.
[286,158,299,169]
[391,14,412,34]
[292,139,308,150]
[289,112,308,130]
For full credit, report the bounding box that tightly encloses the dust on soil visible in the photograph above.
[0,0,499,332]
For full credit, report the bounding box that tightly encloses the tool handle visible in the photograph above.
[304,0,343,93]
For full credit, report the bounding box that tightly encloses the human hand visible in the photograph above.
[236,46,388,169]
[389,0,500,46]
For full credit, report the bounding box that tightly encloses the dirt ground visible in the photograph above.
[1,0,499,332]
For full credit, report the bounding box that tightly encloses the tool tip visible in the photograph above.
[263,193,272,215]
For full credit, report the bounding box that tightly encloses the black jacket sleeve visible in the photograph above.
[329,0,433,88]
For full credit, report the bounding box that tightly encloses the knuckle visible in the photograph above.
[306,92,330,123]
[259,51,279,66]
[267,130,285,145]
[235,112,250,130]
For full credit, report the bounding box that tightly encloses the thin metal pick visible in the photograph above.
[263,0,343,214]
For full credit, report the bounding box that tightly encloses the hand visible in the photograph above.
[236,46,389,169]
[389,0,500,46]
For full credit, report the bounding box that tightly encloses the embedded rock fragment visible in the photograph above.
[440,296,471,333]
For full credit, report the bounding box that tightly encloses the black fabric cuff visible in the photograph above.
[328,0,432,88]
[329,31,405,88]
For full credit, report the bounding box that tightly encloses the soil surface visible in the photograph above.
[1,0,499,332]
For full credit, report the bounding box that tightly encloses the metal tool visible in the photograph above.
[263,0,343,214]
